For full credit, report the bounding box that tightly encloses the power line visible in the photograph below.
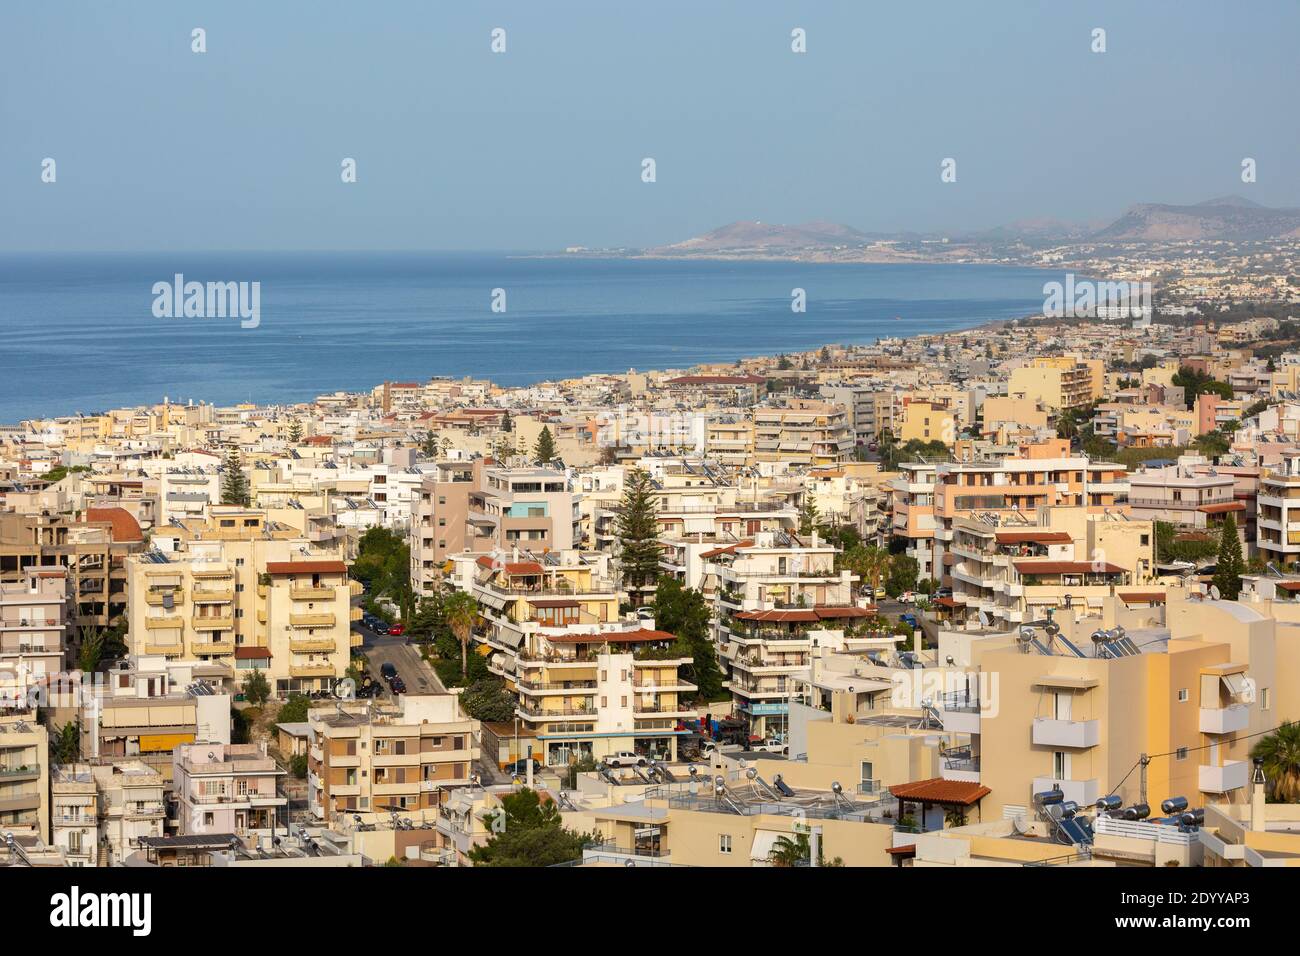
[1104,721,1288,800]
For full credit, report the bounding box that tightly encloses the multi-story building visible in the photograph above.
[1256,451,1300,569]
[753,401,854,466]
[0,710,48,841]
[0,568,69,707]
[1009,356,1100,412]
[1128,460,1245,532]
[449,550,698,765]
[51,761,166,867]
[306,695,479,824]
[708,530,862,739]
[172,741,288,839]
[126,507,355,695]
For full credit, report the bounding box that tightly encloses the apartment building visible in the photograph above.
[0,508,142,629]
[703,417,756,464]
[51,761,166,867]
[708,530,861,739]
[0,568,69,706]
[449,550,698,764]
[158,466,221,526]
[126,507,354,694]
[753,401,854,466]
[940,596,1290,828]
[818,384,894,445]
[1128,460,1244,532]
[890,461,939,580]
[410,460,488,595]
[0,711,48,841]
[1009,356,1100,412]
[945,508,1155,628]
[898,399,957,446]
[306,695,479,824]
[1256,451,1300,568]
[172,741,288,838]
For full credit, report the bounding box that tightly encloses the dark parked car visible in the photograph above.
[388,676,406,694]
[380,662,397,679]
[504,758,544,776]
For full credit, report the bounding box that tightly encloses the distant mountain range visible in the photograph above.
[635,197,1300,257]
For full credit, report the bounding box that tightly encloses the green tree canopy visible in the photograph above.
[1212,515,1245,600]
[468,788,596,867]
[1252,722,1300,803]
[533,426,557,464]
[616,468,661,606]
[652,577,724,701]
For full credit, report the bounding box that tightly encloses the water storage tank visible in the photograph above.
[1161,796,1188,815]
[1095,795,1122,813]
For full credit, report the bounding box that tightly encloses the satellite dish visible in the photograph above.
[1208,585,1221,600]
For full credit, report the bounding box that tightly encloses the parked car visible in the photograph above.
[604,751,647,768]
[504,758,544,776]
[899,591,915,604]
[380,662,397,679]
[388,676,406,694]
[374,623,390,635]
[752,739,789,755]
[899,613,918,628]
[935,587,953,599]
[388,624,405,636]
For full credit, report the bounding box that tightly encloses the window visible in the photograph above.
[1261,688,1271,711]
[719,834,732,854]
[1176,747,1189,761]
[1177,688,1189,702]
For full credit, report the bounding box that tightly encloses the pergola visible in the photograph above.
[889,777,991,830]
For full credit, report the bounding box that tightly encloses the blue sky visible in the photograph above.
[2,0,1297,251]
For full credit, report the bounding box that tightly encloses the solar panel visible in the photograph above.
[1057,817,1089,845]
[1055,634,1087,658]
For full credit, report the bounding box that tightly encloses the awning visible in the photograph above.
[750,829,785,862]
[1222,673,1247,698]
[475,644,494,657]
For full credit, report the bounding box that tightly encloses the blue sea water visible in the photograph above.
[0,252,1057,423]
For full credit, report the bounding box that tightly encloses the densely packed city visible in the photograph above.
[5,301,1300,873]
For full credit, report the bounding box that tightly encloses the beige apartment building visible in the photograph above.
[1009,356,1101,412]
[0,710,49,841]
[1256,451,1300,568]
[51,761,166,866]
[753,401,854,466]
[307,695,479,824]
[126,507,354,695]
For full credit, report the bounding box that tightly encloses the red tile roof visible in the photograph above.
[889,777,991,806]
[734,609,820,623]
[265,560,347,575]
[994,531,1073,545]
[234,646,272,660]
[1012,560,1125,575]
[86,507,143,543]
[545,629,675,644]
[812,605,876,619]
[504,562,545,576]
[700,540,754,560]
[1118,591,1167,604]
[1198,501,1246,514]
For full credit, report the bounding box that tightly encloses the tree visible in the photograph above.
[276,693,311,724]
[442,591,479,678]
[76,619,127,673]
[843,544,891,597]
[1212,515,1244,600]
[242,668,271,707]
[290,754,308,779]
[221,447,250,506]
[798,496,820,536]
[533,426,557,464]
[50,719,82,765]
[885,553,920,598]
[766,831,843,867]
[652,578,724,701]
[420,430,439,458]
[459,677,518,722]
[1252,722,1300,802]
[469,788,596,867]
[352,526,413,622]
[287,419,303,443]
[616,468,661,607]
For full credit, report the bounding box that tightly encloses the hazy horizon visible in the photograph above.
[3,1,1298,253]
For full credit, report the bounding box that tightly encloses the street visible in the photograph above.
[352,623,446,697]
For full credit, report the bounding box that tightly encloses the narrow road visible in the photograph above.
[352,623,446,697]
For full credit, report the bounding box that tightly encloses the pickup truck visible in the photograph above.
[604,751,648,768]
[751,740,789,755]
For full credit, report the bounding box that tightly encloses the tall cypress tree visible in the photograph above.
[221,447,250,506]
[616,468,660,607]
[1212,515,1244,600]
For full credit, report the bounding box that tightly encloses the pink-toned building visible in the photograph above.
[172,742,287,839]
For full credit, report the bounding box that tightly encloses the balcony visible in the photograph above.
[0,766,39,781]
[193,615,234,631]
[290,613,335,628]
[143,643,183,656]
[290,586,335,601]
[1032,718,1101,749]
[191,640,236,655]
[144,590,184,606]
[192,588,234,603]
[1199,704,1249,735]
[1199,760,1249,794]
[1032,776,1100,806]
[144,616,184,630]
[290,637,337,653]
[289,664,337,678]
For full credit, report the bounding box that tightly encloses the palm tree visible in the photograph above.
[443,591,479,678]
[767,832,811,867]
[843,544,890,598]
[1252,722,1300,802]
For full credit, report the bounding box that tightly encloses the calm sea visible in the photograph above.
[0,252,1057,423]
